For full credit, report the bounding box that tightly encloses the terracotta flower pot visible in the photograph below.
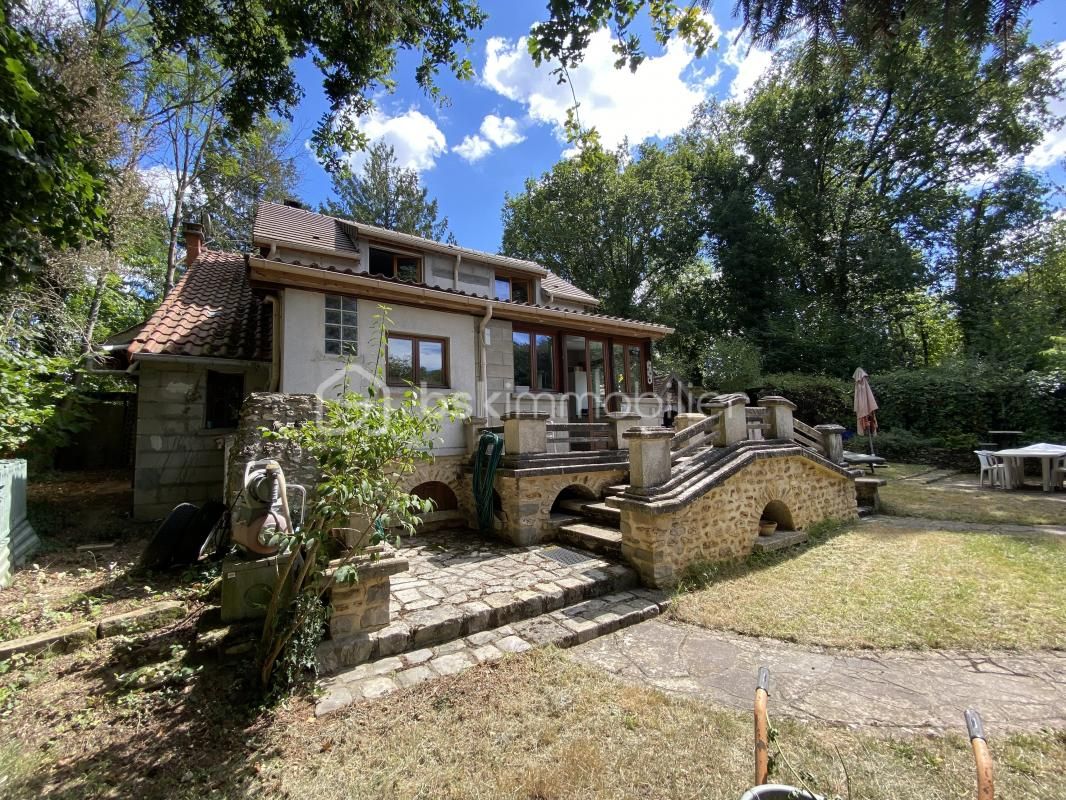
[758,519,778,536]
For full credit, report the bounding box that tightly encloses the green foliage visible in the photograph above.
[502,141,700,318]
[257,308,464,692]
[0,9,109,288]
[0,347,86,459]
[701,337,763,393]
[755,373,852,425]
[322,141,453,241]
[193,119,301,252]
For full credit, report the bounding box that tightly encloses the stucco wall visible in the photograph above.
[134,360,269,520]
[620,454,857,587]
[279,288,476,454]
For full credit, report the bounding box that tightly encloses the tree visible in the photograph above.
[322,142,452,241]
[192,119,301,252]
[0,8,109,288]
[502,142,700,319]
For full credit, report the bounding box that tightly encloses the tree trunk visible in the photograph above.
[82,267,110,354]
[164,189,186,296]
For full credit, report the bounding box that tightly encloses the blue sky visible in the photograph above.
[289,0,1066,253]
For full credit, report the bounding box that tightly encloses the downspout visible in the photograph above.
[477,302,493,418]
[453,252,462,290]
[264,295,281,391]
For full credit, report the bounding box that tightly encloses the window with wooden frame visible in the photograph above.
[324,294,358,356]
[387,334,448,387]
[611,341,647,394]
[369,246,422,282]
[495,275,532,303]
[512,328,555,391]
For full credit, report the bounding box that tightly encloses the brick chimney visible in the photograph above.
[183,221,205,266]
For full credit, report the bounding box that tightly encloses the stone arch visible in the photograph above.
[410,480,459,512]
[759,499,795,531]
[550,483,598,514]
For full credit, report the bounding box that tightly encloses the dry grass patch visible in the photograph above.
[878,463,1066,526]
[671,522,1066,649]
[3,643,1065,799]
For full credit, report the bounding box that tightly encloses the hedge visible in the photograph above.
[751,365,1066,465]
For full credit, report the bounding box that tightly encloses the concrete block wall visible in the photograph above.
[134,361,269,520]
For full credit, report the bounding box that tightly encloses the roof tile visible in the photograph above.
[128,251,271,362]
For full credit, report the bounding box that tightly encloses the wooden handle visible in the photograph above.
[965,709,994,800]
[754,666,770,785]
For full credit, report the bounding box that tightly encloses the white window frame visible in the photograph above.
[324,294,358,356]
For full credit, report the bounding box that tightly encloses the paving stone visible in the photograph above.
[394,589,423,603]
[496,635,532,654]
[471,643,503,663]
[431,652,475,676]
[435,640,468,655]
[465,630,499,647]
[395,665,436,688]
[369,656,403,675]
[358,676,398,699]
[409,606,463,647]
[401,648,434,666]
[315,686,353,717]
[404,598,438,611]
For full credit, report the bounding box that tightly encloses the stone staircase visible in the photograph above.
[314,530,669,717]
[555,493,623,558]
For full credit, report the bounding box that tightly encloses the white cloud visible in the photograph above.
[721,27,774,100]
[480,114,525,148]
[349,107,447,173]
[1024,41,1066,169]
[453,134,494,163]
[482,22,721,150]
[453,114,526,163]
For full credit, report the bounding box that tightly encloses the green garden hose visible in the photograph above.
[472,431,503,532]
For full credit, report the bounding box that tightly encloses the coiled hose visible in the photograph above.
[472,431,504,532]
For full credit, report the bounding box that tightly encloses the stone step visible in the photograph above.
[316,558,638,674]
[557,522,623,558]
[604,484,629,496]
[751,528,809,553]
[555,499,621,526]
[315,588,671,717]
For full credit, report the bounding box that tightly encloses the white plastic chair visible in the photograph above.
[974,451,1005,489]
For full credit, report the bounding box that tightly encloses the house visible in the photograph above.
[119,201,673,519]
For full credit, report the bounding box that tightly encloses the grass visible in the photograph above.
[670,521,1066,649]
[878,463,1066,526]
[5,649,1065,800]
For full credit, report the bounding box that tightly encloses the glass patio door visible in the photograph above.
[565,335,608,421]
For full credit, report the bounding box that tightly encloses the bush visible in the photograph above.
[752,373,851,425]
[751,365,1066,445]
[872,429,979,471]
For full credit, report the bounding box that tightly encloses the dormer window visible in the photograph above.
[369,246,422,282]
[495,275,531,303]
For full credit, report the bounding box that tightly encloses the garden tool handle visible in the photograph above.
[965,709,994,800]
[754,666,770,786]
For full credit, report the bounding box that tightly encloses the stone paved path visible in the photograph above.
[864,514,1066,537]
[568,619,1066,733]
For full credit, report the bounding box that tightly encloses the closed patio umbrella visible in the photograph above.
[853,367,879,456]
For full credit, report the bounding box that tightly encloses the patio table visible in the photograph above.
[994,443,1066,493]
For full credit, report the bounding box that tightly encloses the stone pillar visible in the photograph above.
[624,427,674,490]
[705,393,749,446]
[463,416,488,455]
[816,424,846,464]
[502,410,549,455]
[607,412,642,449]
[673,412,706,432]
[758,396,797,441]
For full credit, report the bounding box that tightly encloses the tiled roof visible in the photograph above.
[128,251,271,362]
[253,202,360,255]
[540,271,598,306]
[252,254,673,336]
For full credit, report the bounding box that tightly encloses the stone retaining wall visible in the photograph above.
[620,454,856,587]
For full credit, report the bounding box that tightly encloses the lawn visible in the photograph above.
[878,463,1066,526]
[670,521,1066,650]
[3,648,1065,800]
